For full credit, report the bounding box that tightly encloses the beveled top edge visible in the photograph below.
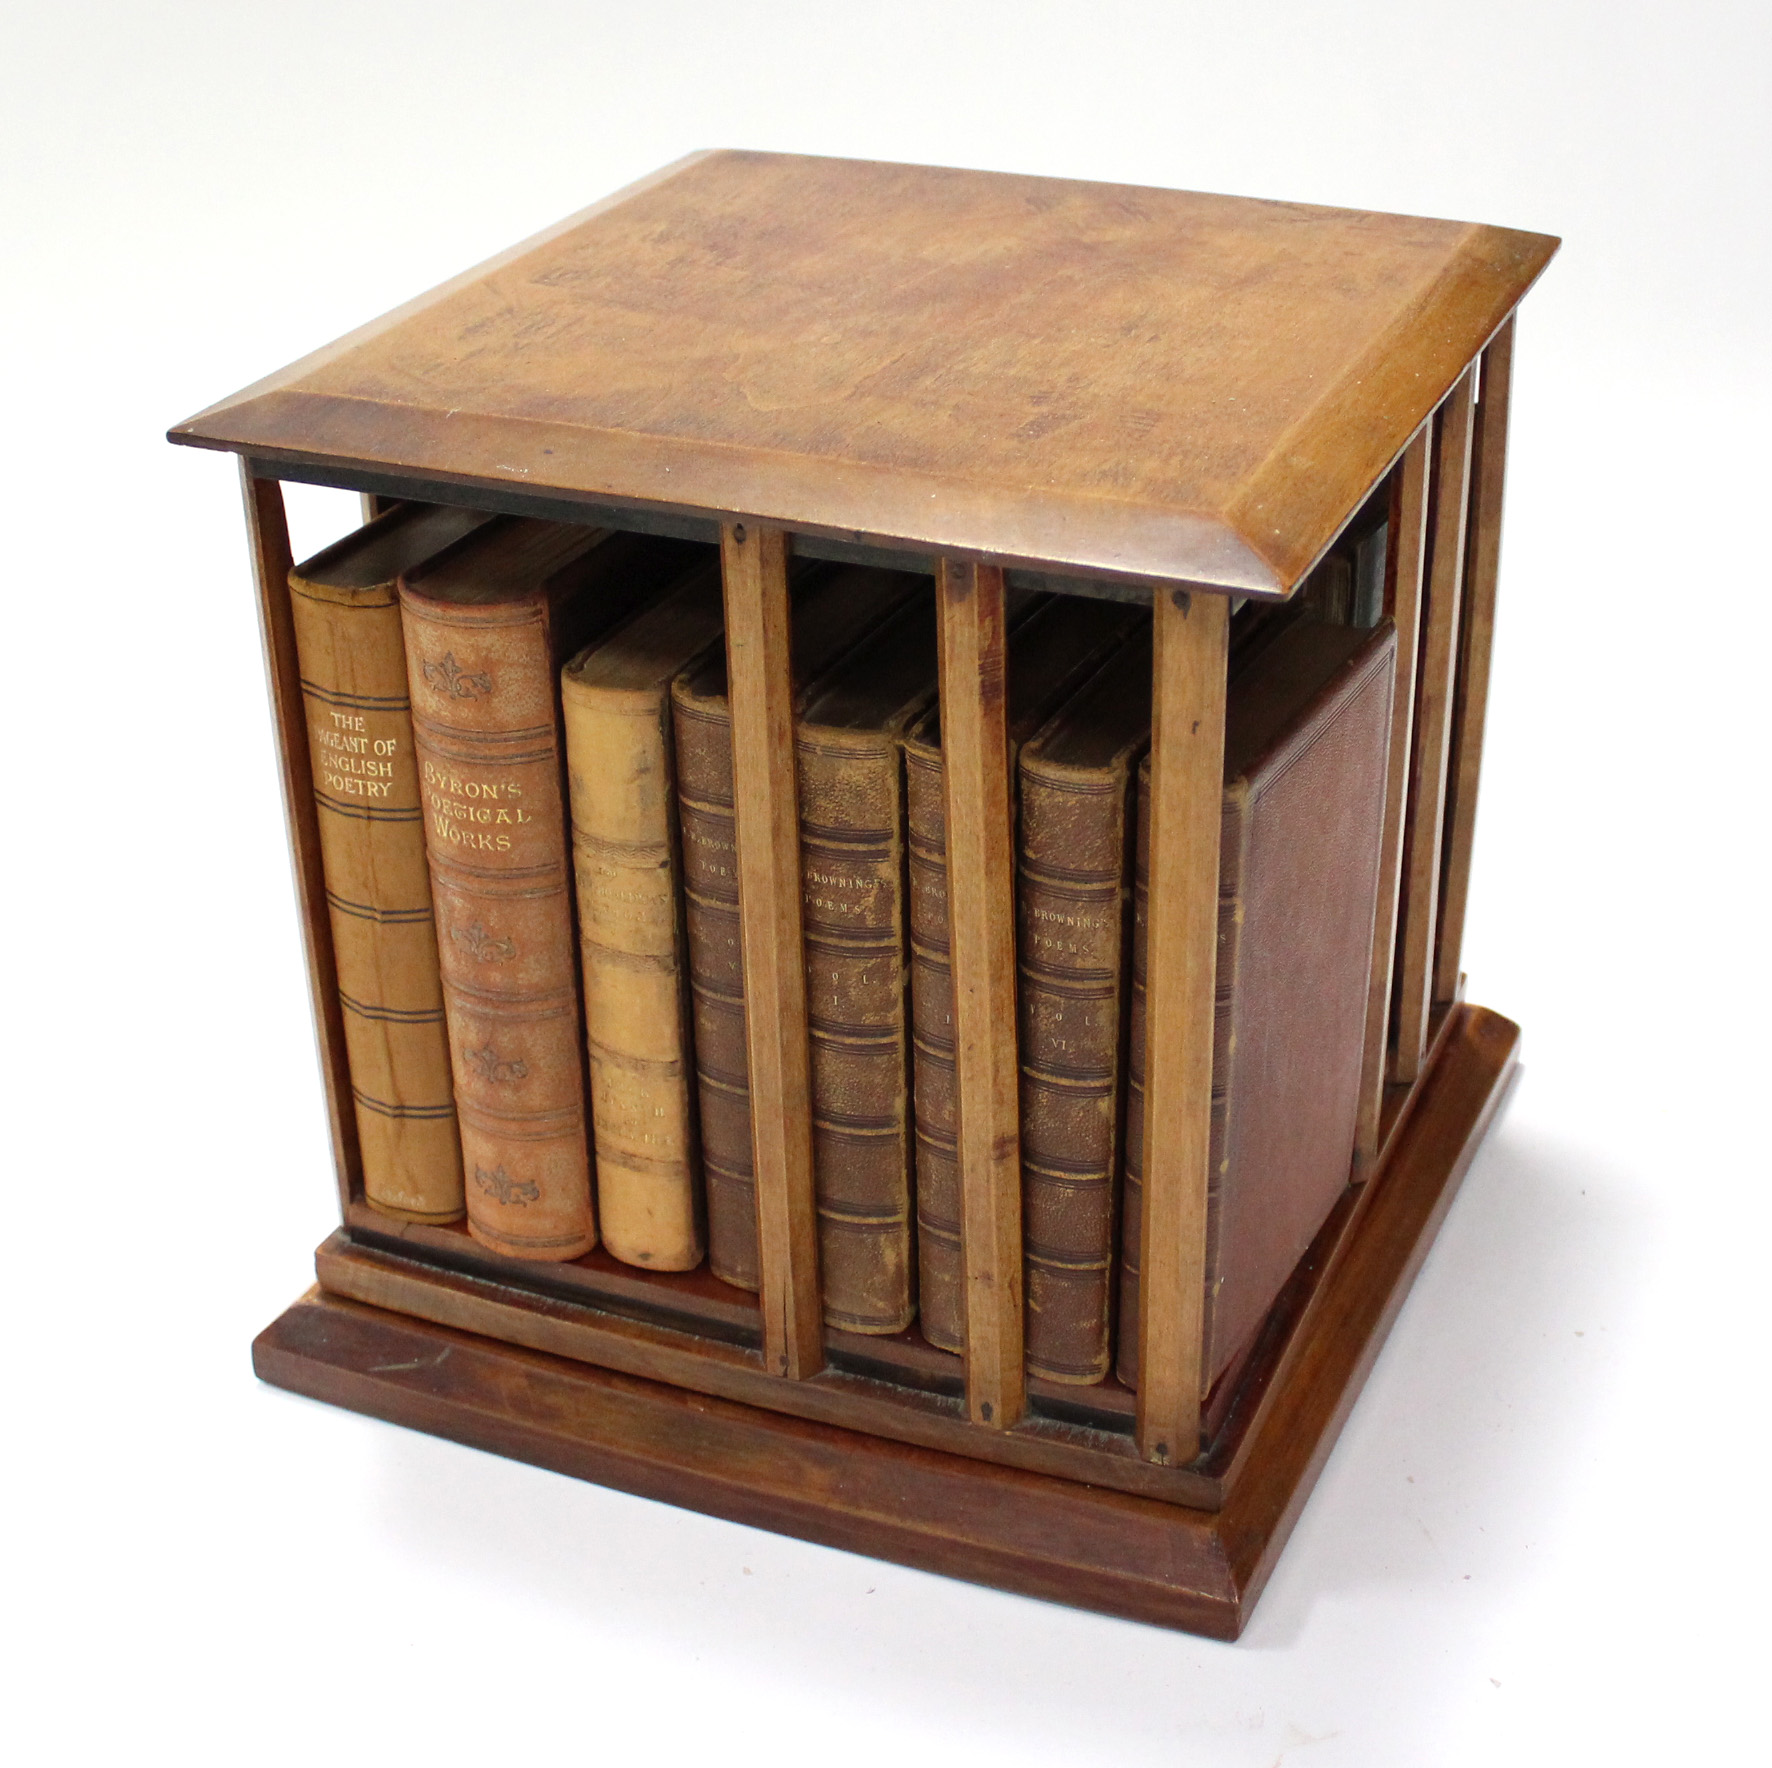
[174,406,1291,596]
[170,151,1558,596]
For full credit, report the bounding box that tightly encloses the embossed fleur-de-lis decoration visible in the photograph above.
[474,1165,540,1206]
[423,651,493,698]
[464,1043,529,1085]
[449,921,516,962]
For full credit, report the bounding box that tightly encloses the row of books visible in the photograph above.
[291,502,1395,1391]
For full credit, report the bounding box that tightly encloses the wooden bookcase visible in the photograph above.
[171,152,1556,1639]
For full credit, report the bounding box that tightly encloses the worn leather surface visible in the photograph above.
[908,596,1144,1372]
[289,502,493,1223]
[1011,631,1154,1383]
[794,596,940,1334]
[562,564,725,1272]
[400,521,607,1260]
[673,566,923,1292]
[1120,620,1395,1387]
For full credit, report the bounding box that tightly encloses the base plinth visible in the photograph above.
[254,1003,1518,1638]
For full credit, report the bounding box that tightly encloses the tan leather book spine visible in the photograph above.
[797,719,919,1333]
[1015,638,1151,1384]
[907,596,1144,1358]
[561,567,725,1271]
[400,526,605,1262]
[287,504,492,1223]
[672,565,923,1292]
[1119,622,1397,1390]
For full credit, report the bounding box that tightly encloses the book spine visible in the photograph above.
[799,728,916,1334]
[563,681,702,1270]
[672,688,758,1289]
[288,579,464,1222]
[1116,768,1239,1388]
[906,739,963,1352]
[402,592,594,1261]
[1016,755,1140,1383]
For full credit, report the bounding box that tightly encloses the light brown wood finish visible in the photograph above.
[1353,428,1434,1165]
[936,561,1026,1429]
[315,1233,1219,1507]
[241,464,360,1213]
[720,523,824,1380]
[1136,588,1231,1464]
[1434,319,1515,1004]
[270,1004,1519,1638]
[172,154,1557,599]
[1392,368,1477,1082]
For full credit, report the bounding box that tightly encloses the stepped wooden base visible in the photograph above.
[254,1003,1517,1639]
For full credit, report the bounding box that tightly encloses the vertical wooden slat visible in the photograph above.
[1434,318,1516,1005]
[721,521,825,1380]
[1135,587,1230,1465]
[240,460,361,1214]
[936,560,1025,1430]
[1392,367,1477,1083]
[1352,426,1433,1167]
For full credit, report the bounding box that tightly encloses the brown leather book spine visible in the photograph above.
[402,590,594,1261]
[288,571,464,1223]
[1116,761,1238,1389]
[905,735,962,1351]
[671,686,757,1289]
[799,727,916,1334]
[672,564,925,1293]
[906,597,1145,1357]
[1017,745,1142,1384]
[1118,622,1396,1390]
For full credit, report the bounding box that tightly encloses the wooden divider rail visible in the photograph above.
[177,153,1556,1637]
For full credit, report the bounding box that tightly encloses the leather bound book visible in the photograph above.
[561,555,725,1271]
[797,591,955,1333]
[401,520,707,1261]
[1013,632,1156,1383]
[1118,619,1397,1389]
[288,501,494,1222]
[672,564,923,1290]
[904,595,1145,1360]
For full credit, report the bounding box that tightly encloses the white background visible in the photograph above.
[5,3,1768,1762]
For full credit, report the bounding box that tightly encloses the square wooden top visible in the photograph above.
[171,151,1556,596]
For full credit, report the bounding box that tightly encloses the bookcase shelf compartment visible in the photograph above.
[180,151,1556,1639]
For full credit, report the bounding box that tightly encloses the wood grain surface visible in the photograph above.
[721,523,824,1379]
[242,465,361,1215]
[273,1003,1518,1638]
[1354,428,1432,1165]
[935,561,1026,1428]
[1135,590,1230,1463]
[174,154,1556,597]
[1435,320,1515,1005]
[1393,371,1476,1083]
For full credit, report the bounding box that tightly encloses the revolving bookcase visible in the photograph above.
[169,151,1555,1639]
